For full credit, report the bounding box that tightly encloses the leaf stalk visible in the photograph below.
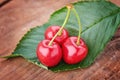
[72,7,82,45]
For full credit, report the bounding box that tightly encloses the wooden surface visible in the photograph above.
[0,0,120,80]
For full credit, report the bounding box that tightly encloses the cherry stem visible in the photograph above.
[72,7,82,45]
[48,4,71,46]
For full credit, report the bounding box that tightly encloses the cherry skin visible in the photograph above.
[45,26,69,45]
[36,39,62,67]
[62,37,88,64]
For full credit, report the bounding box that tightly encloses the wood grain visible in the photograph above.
[0,0,120,80]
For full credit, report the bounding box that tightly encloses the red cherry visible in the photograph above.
[45,26,69,44]
[62,37,88,64]
[36,39,62,67]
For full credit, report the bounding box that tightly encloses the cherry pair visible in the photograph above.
[36,26,88,67]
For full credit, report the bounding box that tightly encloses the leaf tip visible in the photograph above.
[0,54,21,59]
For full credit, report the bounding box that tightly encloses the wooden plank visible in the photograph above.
[0,0,120,80]
[0,0,5,3]
[111,0,120,6]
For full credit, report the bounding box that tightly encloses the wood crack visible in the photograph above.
[0,0,11,8]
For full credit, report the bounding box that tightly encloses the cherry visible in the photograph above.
[45,26,69,44]
[36,39,62,67]
[62,5,88,64]
[62,37,88,64]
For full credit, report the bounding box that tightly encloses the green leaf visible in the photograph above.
[5,1,120,72]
